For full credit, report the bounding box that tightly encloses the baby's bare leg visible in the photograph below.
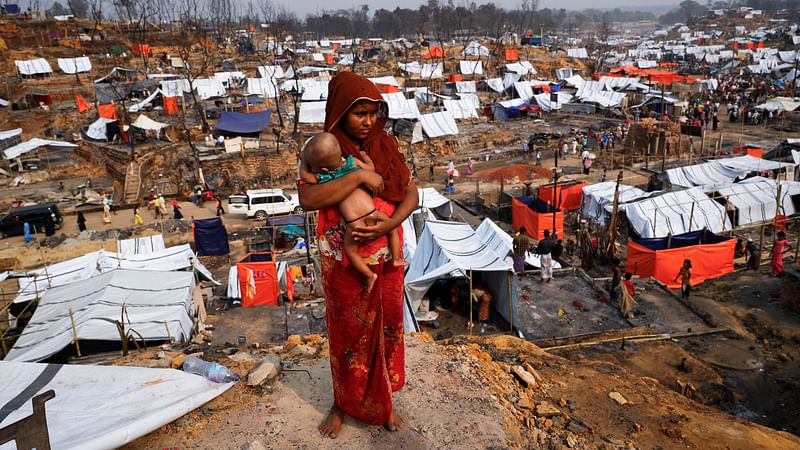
[344,223,377,294]
[388,228,408,267]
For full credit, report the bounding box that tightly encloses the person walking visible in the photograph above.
[535,230,554,283]
[770,231,792,277]
[466,157,473,175]
[674,259,692,299]
[153,195,163,219]
[512,227,533,276]
[298,71,418,438]
[172,198,184,220]
[215,195,225,216]
[746,238,761,270]
[134,205,143,225]
[77,211,87,232]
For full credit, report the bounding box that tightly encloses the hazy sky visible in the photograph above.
[284,0,682,18]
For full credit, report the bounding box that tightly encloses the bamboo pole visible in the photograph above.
[164,320,172,342]
[468,270,473,336]
[68,306,81,357]
[507,274,513,332]
[759,224,766,265]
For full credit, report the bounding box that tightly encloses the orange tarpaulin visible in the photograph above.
[237,252,279,307]
[511,198,564,240]
[505,48,519,61]
[625,238,735,289]
[97,103,116,119]
[538,181,586,211]
[424,46,444,59]
[324,54,334,64]
[733,145,764,158]
[132,43,152,56]
[448,74,463,82]
[75,95,91,113]
[374,83,399,94]
[163,96,179,115]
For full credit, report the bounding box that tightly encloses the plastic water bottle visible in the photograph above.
[182,356,240,383]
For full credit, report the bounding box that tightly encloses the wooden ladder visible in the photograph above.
[123,161,141,205]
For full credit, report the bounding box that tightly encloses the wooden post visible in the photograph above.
[507,274,513,332]
[605,171,624,259]
[666,232,673,249]
[164,320,172,342]
[688,201,696,230]
[468,270,473,336]
[68,306,82,357]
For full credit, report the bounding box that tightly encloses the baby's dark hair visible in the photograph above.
[684,259,692,268]
[624,272,632,280]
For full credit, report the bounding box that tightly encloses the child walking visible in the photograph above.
[674,259,692,299]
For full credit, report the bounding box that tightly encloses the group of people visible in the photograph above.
[512,227,563,284]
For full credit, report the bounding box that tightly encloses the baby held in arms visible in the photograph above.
[300,132,407,294]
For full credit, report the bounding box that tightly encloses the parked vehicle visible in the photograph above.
[0,203,63,238]
[228,189,302,220]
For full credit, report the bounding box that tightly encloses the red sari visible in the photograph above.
[317,71,410,425]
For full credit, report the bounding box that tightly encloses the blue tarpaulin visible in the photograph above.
[194,218,230,256]
[267,214,305,226]
[4,4,20,13]
[633,230,730,251]
[214,110,271,135]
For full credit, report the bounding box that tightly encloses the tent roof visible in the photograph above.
[3,138,78,160]
[57,56,92,74]
[5,269,196,362]
[299,101,326,123]
[0,361,232,449]
[666,155,792,189]
[619,187,731,238]
[132,114,168,130]
[381,92,420,120]
[0,128,23,141]
[214,110,271,134]
[419,111,459,138]
[15,58,52,75]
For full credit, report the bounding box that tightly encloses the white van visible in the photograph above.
[228,189,302,219]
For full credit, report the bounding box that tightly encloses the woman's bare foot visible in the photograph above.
[319,405,344,439]
[364,272,378,294]
[384,409,404,432]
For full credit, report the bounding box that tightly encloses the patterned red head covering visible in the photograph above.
[325,71,410,203]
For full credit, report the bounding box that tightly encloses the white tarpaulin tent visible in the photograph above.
[86,118,117,141]
[191,78,227,99]
[398,61,422,74]
[486,78,505,93]
[474,218,561,270]
[299,101,326,123]
[0,361,232,450]
[419,111,459,138]
[257,65,286,80]
[12,244,217,305]
[666,155,793,189]
[417,187,452,218]
[369,76,401,88]
[161,79,191,97]
[533,92,573,112]
[281,79,328,101]
[0,128,22,141]
[5,269,196,362]
[755,97,800,112]
[619,188,732,238]
[247,78,278,98]
[132,114,168,132]
[381,92,420,119]
[128,88,163,113]
[459,60,484,75]
[421,62,443,79]
[715,178,800,226]
[462,42,489,57]
[506,61,536,76]
[404,220,519,332]
[567,48,589,59]
[3,138,78,160]
[117,234,166,256]
[580,181,647,225]
[15,58,52,76]
[57,57,92,74]
[443,99,478,119]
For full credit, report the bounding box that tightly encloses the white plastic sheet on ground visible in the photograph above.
[3,138,78,160]
[15,58,52,75]
[381,92,420,119]
[0,361,233,450]
[5,269,196,362]
[419,111,459,138]
[580,181,647,225]
[57,56,91,74]
[619,187,731,238]
[299,101,326,123]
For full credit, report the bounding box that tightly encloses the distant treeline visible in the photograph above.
[659,0,800,25]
